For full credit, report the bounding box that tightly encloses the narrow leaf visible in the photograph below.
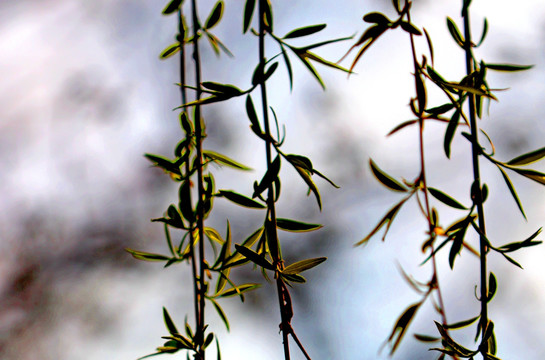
[203,150,251,170]
[162,0,183,15]
[218,190,266,209]
[356,198,407,246]
[163,307,179,335]
[388,303,421,354]
[125,248,169,262]
[485,63,533,72]
[428,187,466,209]
[507,146,545,166]
[369,159,407,192]
[283,257,326,275]
[205,1,224,30]
[496,166,526,219]
[160,43,181,59]
[446,17,464,47]
[283,24,326,39]
[444,110,460,158]
[234,244,274,270]
[243,0,256,33]
[276,218,323,232]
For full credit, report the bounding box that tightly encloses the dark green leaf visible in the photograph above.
[280,44,293,89]
[201,82,243,96]
[245,95,261,133]
[218,190,266,209]
[363,12,390,26]
[444,315,480,329]
[203,150,251,170]
[179,180,194,223]
[449,224,468,269]
[263,0,273,32]
[369,159,407,192]
[388,302,421,354]
[125,248,170,262]
[488,273,497,302]
[415,71,427,114]
[507,146,545,166]
[485,63,533,72]
[282,257,326,275]
[400,21,422,36]
[444,110,460,158]
[163,307,179,335]
[414,334,440,343]
[162,0,183,15]
[283,24,326,39]
[428,187,466,209]
[216,283,260,298]
[253,155,281,198]
[205,1,224,30]
[477,18,488,46]
[292,164,322,210]
[276,218,322,232]
[160,43,181,59]
[281,273,306,283]
[210,298,229,331]
[356,198,407,246]
[497,166,526,219]
[145,154,181,176]
[243,0,256,33]
[510,167,545,186]
[446,17,464,47]
[234,244,274,270]
[434,322,478,357]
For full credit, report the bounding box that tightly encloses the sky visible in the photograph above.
[1,0,545,359]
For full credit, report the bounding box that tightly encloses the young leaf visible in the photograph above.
[292,164,322,210]
[201,82,243,96]
[145,154,181,176]
[510,167,545,186]
[253,155,281,198]
[203,150,251,170]
[428,187,466,209]
[204,1,224,30]
[507,146,545,166]
[282,257,326,275]
[283,24,326,39]
[218,190,266,209]
[488,273,497,303]
[369,159,407,192]
[449,223,468,269]
[400,21,422,36]
[179,179,195,223]
[444,315,480,329]
[477,18,488,46]
[276,218,323,232]
[414,334,440,343]
[216,283,260,298]
[243,0,256,33]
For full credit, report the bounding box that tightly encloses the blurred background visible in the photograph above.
[1,0,545,359]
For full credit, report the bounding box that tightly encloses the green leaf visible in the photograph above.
[414,334,440,343]
[246,95,261,134]
[507,146,545,166]
[162,0,183,15]
[400,21,422,36]
[253,155,281,198]
[276,218,323,232]
[163,307,179,335]
[485,63,533,72]
[356,198,407,246]
[477,18,488,46]
[203,150,251,170]
[444,109,460,158]
[428,187,466,209]
[243,0,256,33]
[449,223,468,269]
[488,272,497,303]
[218,190,266,209]
[434,322,478,357]
[369,159,407,192]
[283,24,326,39]
[283,257,326,275]
[125,248,170,262]
[234,244,274,270]
[179,180,194,223]
[414,71,427,114]
[444,315,480,329]
[210,298,229,331]
[388,302,421,354]
[205,1,224,30]
[215,283,260,298]
[293,164,322,210]
[145,154,181,176]
[363,12,390,26]
[201,82,243,96]
[281,273,306,283]
[498,228,542,253]
[496,166,526,219]
[280,44,294,90]
[446,17,464,47]
[263,0,273,32]
[510,167,545,186]
[160,43,181,59]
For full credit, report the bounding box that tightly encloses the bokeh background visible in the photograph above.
[2,0,545,359]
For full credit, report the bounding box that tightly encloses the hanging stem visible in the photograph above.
[257,1,290,359]
[178,7,201,356]
[406,10,452,344]
[191,0,206,358]
[462,3,488,355]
